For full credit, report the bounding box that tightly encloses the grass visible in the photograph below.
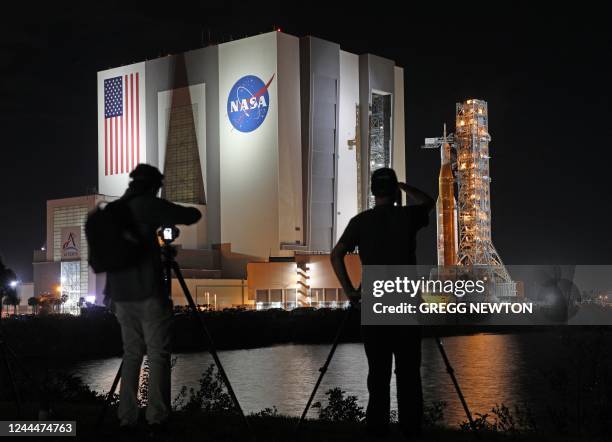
[0,402,606,442]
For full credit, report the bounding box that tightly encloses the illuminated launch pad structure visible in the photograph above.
[424,99,516,298]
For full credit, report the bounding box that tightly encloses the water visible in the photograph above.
[70,333,565,426]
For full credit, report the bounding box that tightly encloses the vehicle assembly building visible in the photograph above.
[33,31,406,311]
[97,31,406,258]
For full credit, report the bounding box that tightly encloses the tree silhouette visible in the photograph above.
[28,296,39,314]
[2,291,20,315]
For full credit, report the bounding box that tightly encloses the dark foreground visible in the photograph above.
[2,361,611,442]
[0,402,603,442]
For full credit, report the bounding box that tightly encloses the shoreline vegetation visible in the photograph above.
[0,363,608,441]
[1,311,611,440]
[0,307,596,362]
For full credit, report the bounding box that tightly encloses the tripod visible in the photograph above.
[296,305,477,434]
[97,242,253,438]
[296,306,353,434]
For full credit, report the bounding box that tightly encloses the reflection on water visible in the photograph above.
[71,333,562,426]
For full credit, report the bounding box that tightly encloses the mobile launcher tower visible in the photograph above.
[423,99,516,298]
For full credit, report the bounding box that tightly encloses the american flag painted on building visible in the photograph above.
[103,73,140,175]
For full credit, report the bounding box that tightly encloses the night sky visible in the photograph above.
[1,3,610,281]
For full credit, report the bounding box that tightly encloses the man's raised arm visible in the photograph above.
[398,182,435,212]
[152,199,202,227]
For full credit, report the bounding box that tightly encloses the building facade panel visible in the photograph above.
[337,50,360,239]
[277,32,304,247]
[393,66,406,183]
[300,37,341,252]
[219,32,283,259]
[97,62,147,197]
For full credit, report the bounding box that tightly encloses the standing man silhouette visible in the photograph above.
[331,168,433,439]
[105,164,201,432]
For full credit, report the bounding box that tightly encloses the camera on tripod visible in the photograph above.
[158,225,180,246]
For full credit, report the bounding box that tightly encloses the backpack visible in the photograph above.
[85,196,146,273]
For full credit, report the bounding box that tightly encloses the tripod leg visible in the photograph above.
[0,342,22,418]
[295,307,352,435]
[435,337,477,432]
[170,261,254,439]
[96,361,123,429]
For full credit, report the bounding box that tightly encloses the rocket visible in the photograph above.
[436,125,458,266]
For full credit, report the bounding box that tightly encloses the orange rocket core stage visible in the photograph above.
[437,142,457,266]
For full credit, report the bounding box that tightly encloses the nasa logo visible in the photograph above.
[62,232,79,258]
[63,233,78,252]
[227,74,275,132]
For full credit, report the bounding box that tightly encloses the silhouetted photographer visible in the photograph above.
[331,168,434,440]
[87,164,201,433]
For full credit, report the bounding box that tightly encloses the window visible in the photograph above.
[53,206,89,304]
[310,288,323,304]
[368,92,392,208]
[270,289,283,303]
[255,289,269,303]
[284,289,297,307]
[324,288,338,302]
[60,261,81,314]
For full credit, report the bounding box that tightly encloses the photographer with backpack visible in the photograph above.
[87,164,201,433]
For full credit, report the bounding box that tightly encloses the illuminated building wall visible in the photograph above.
[168,278,249,309]
[97,32,406,260]
[336,50,360,242]
[33,195,109,309]
[52,205,89,301]
[34,33,408,312]
[97,62,147,198]
[219,32,302,259]
[247,254,361,308]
